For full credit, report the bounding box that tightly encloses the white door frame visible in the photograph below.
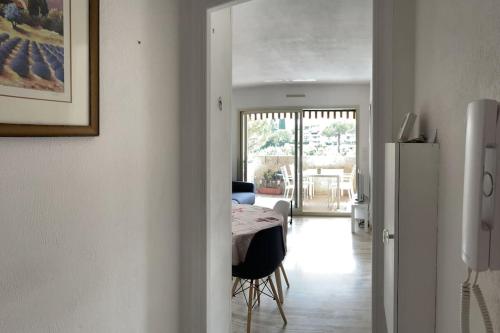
[179,0,394,332]
[239,106,361,216]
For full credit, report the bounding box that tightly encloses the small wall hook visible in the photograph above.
[218,97,223,111]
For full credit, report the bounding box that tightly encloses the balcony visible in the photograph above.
[248,155,356,213]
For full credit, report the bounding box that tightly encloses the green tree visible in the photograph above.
[260,130,292,150]
[28,0,48,17]
[247,120,272,154]
[322,123,354,153]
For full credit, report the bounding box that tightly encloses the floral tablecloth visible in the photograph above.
[232,204,284,265]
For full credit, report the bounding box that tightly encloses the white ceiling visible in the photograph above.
[232,0,372,87]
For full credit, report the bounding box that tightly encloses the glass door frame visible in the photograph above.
[239,106,360,217]
[239,108,301,210]
[299,107,359,217]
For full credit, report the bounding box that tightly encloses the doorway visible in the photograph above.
[226,0,372,332]
[180,0,393,331]
[240,108,359,215]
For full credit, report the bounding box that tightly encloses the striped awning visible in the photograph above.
[303,109,356,119]
[244,109,356,120]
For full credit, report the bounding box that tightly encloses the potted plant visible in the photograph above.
[258,169,283,195]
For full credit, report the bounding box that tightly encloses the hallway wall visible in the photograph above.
[0,1,180,332]
[412,0,500,331]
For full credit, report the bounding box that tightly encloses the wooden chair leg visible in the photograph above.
[247,280,254,333]
[232,277,240,296]
[280,263,290,288]
[268,276,287,325]
[253,279,261,306]
[274,268,284,304]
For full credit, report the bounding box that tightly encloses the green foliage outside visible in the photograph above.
[247,118,356,157]
[247,119,272,153]
[247,119,295,156]
[261,130,292,149]
[322,123,355,153]
[261,169,282,188]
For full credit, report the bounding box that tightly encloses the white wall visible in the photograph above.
[391,0,415,138]
[232,83,371,195]
[412,1,500,332]
[0,1,180,332]
[207,7,233,333]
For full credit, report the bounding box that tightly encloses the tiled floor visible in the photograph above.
[232,216,372,333]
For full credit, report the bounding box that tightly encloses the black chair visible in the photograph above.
[232,226,287,333]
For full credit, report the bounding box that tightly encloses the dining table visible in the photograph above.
[231,204,284,266]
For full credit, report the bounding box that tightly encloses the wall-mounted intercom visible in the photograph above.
[461,99,500,333]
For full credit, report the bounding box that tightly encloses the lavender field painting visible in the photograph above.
[0,0,70,102]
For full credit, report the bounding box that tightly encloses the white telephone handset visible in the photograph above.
[461,99,500,333]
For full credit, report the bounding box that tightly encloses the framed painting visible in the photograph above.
[0,0,98,136]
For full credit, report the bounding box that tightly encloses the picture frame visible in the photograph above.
[0,0,99,137]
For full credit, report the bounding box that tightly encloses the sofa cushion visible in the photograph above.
[232,181,255,193]
[231,192,255,205]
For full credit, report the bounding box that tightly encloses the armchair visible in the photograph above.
[232,181,256,205]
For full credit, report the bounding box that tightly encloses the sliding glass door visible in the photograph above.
[301,109,357,214]
[240,110,299,209]
[240,108,357,215]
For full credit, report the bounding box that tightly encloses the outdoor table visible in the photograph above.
[303,168,344,209]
